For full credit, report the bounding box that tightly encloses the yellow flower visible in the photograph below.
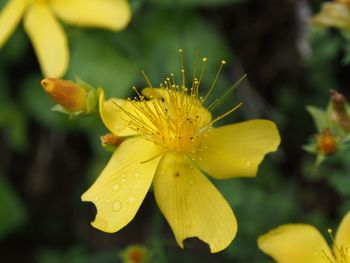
[81,57,281,253]
[0,0,131,77]
[258,211,350,263]
[311,0,350,29]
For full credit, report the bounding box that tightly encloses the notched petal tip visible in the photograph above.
[154,153,237,254]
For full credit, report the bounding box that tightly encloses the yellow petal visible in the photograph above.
[81,137,162,233]
[258,224,332,263]
[311,2,350,29]
[50,0,131,31]
[23,1,68,77]
[0,0,28,48]
[196,120,280,179]
[153,153,237,253]
[99,90,139,137]
[335,211,350,248]
[99,90,158,137]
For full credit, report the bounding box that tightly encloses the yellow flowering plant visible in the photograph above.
[80,53,281,253]
[258,211,350,263]
[304,90,350,165]
[311,0,350,29]
[0,0,131,77]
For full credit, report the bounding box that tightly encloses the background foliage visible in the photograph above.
[1,0,350,262]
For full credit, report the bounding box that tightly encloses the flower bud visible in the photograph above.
[330,90,350,132]
[41,78,87,112]
[120,245,149,263]
[100,133,124,148]
[318,128,337,155]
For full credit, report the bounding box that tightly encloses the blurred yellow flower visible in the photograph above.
[82,57,280,253]
[311,0,350,29]
[258,211,350,263]
[0,0,131,77]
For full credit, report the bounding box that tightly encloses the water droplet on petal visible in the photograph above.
[246,161,251,167]
[112,201,122,211]
[121,175,126,182]
[128,196,137,205]
[95,196,99,200]
[112,184,120,192]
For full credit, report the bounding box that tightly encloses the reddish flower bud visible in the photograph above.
[100,133,124,147]
[120,245,148,263]
[41,78,87,112]
[330,90,350,132]
[318,128,337,155]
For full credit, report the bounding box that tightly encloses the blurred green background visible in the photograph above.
[1,0,350,262]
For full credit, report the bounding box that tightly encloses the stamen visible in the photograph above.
[195,57,207,95]
[191,50,199,94]
[211,102,243,124]
[132,86,143,100]
[325,228,350,263]
[178,49,186,89]
[117,53,246,154]
[141,70,154,88]
[207,74,247,111]
[203,60,226,102]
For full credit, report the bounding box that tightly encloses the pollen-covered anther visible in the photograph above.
[122,81,209,153]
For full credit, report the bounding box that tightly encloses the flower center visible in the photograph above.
[117,50,243,155]
[332,245,350,263]
[126,84,212,154]
[323,229,350,263]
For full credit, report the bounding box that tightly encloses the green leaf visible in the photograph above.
[306,105,326,132]
[329,173,350,196]
[0,173,26,239]
[0,103,28,151]
[66,30,138,98]
[302,142,317,154]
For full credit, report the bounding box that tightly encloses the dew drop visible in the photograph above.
[95,196,99,200]
[128,196,137,205]
[112,201,122,211]
[246,161,251,167]
[112,184,120,192]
